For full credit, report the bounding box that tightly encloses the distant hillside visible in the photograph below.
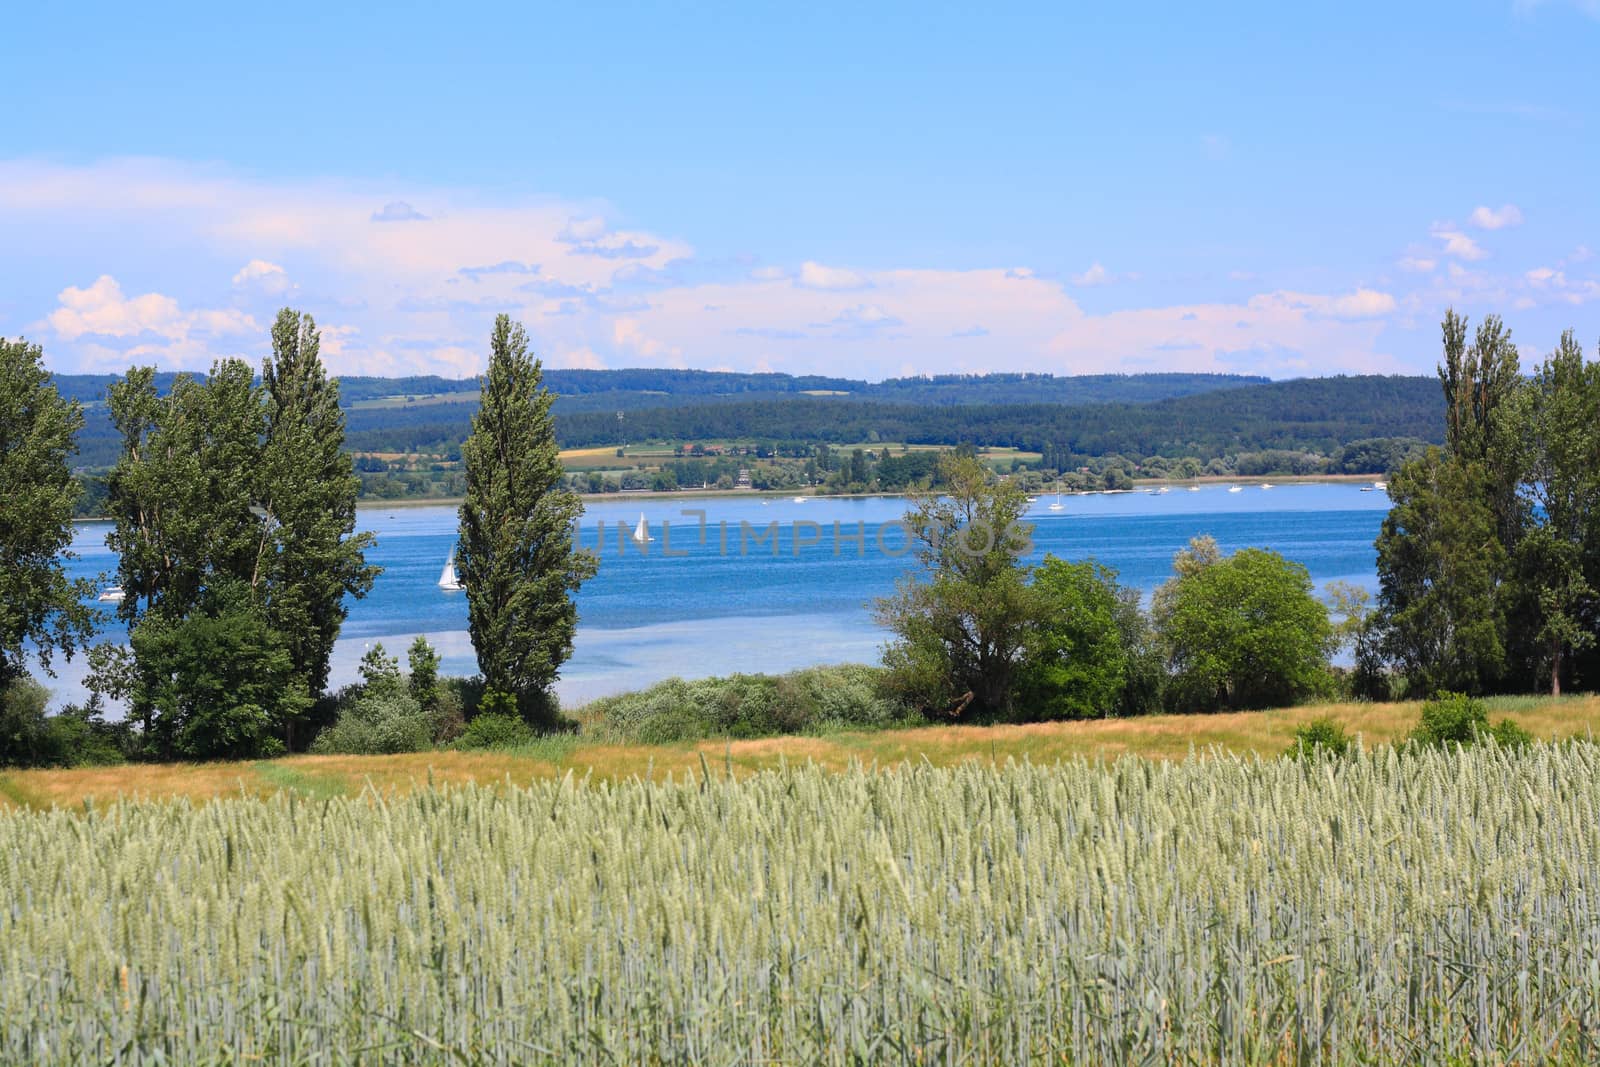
[326,374,1443,465]
[54,368,1265,409]
[547,375,1444,457]
[62,369,1271,467]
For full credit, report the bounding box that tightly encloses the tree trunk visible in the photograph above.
[1551,643,1562,697]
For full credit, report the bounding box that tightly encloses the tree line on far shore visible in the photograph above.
[2,309,1598,768]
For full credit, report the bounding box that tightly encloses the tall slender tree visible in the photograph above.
[258,309,378,700]
[458,315,595,724]
[103,313,378,755]
[1510,331,1600,694]
[0,338,96,684]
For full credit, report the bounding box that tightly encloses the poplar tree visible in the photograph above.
[258,309,377,699]
[458,315,595,724]
[0,338,95,684]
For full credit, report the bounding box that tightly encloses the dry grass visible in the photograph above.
[5,694,1598,811]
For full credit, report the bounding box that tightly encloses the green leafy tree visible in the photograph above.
[104,317,376,758]
[1153,538,1332,711]
[106,362,264,626]
[0,338,96,684]
[875,452,1035,718]
[1510,331,1600,694]
[129,582,305,760]
[257,310,378,703]
[458,316,596,725]
[1326,580,1387,700]
[1438,310,1524,546]
[406,635,442,708]
[1376,449,1507,695]
[1019,558,1132,719]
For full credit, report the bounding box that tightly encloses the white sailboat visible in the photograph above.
[633,512,653,543]
[1228,485,1243,493]
[96,585,125,603]
[438,550,463,591]
[1048,482,1064,511]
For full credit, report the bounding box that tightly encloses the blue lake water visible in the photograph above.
[52,483,1391,709]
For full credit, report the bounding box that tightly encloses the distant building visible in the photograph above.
[736,468,752,488]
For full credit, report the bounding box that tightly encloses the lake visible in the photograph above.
[52,483,1392,709]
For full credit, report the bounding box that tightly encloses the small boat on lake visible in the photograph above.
[633,513,653,543]
[1228,486,1243,493]
[438,551,463,591]
[97,585,126,603]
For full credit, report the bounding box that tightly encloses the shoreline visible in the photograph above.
[71,474,1388,522]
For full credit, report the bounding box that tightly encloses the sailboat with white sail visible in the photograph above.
[633,512,653,543]
[438,548,463,591]
[1048,481,1064,511]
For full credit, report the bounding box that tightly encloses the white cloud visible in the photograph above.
[1071,262,1112,286]
[1468,204,1524,230]
[1431,223,1489,261]
[796,261,870,291]
[549,347,605,370]
[3,158,1563,381]
[1398,256,1437,273]
[46,275,256,344]
[231,258,293,295]
[823,304,904,330]
[1319,288,1399,319]
[1523,265,1600,305]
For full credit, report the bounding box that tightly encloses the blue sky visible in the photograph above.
[2,0,1596,379]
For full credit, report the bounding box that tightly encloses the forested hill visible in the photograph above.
[53,368,1266,409]
[547,375,1444,455]
[60,370,1439,468]
[336,374,1442,460]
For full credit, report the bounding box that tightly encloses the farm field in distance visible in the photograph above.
[4,693,1598,810]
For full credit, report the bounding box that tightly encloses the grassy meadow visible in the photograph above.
[3,693,1597,811]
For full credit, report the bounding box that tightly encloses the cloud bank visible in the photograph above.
[1,160,1589,380]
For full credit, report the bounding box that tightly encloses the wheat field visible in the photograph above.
[4,744,1599,1064]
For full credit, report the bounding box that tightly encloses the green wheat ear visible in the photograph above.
[0,744,1595,1063]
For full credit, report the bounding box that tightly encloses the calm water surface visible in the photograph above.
[54,483,1390,708]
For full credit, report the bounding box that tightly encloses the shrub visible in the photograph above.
[1287,717,1353,760]
[1412,691,1488,746]
[0,680,128,769]
[0,678,57,768]
[584,664,907,744]
[312,690,432,755]
[454,712,536,750]
[1410,691,1530,749]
